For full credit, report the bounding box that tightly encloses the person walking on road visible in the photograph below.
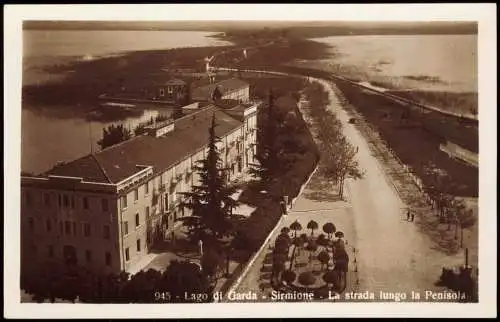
[411,212,415,222]
[406,209,411,221]
[280,199,287,216]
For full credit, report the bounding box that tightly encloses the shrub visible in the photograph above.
[298,272,316,289]
[282,270,297,284]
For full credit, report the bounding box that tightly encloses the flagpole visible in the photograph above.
[89,121,93,154]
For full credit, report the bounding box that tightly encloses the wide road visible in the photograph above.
[312,77,466,297]
[221,66,467,300]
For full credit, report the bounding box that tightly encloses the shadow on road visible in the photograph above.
[149,239,199,259]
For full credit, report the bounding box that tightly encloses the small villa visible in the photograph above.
[99,78,189,106]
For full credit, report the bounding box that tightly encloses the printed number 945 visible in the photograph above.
[154,291,172,302]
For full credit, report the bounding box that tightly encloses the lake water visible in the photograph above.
[22,30,230,174]
[309,34,477,93]
[22,32,477,174]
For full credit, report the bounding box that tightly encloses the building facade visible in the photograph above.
[191,78,250,103]
[99,78,189,106]
[20,101,260,276]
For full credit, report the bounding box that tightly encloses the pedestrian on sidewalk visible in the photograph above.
[280,200,287,216]
[411,213,415,222]
[406,209,411,221]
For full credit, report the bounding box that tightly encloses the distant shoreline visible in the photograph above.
[23,20,477,37]
[22,30,477,118]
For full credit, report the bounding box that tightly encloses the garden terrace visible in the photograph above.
[251,220,350,302]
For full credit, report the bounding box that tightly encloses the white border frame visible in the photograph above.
[4,4,497,318]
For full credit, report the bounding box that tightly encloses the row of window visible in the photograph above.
[120,182,151,208]
[122,204,186,237]
[120,177,186,209]
[23,192,109,212]
[124,238,143,262]
[42,245,113,267]
[27,217,110,239]
[159,86,175,97]
[118,145,252,209]
[122,206,154,235]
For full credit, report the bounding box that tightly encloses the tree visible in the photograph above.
[305,239,318,263]
[453,200,476,248]
[162,260,212,303]
[282,270,296,285]
[307,220,319,237]
[211,86,222,102]
[280,227,291,236]
[277,232,292,245]
[317,234,328,247]
[173,106,184,119]
[322,222,336,240]
[121,269,162,303]
[323,270,337,289]
[183,82,192,106]
[333,247,349,273]
[275,234,291,254]
[250,89,279,185]
[290,237,304,268]
[469,106,478,118]
[424,169,456,221]
[290,220,302,239]
[271,254,287,283]
[178,113,239,246]
[134,124,147,136]
[97,123,132,149]
[298,272,316,292]
[201,248,224,284]
[317,250,331,271]
[334,137,364,199]
[313,106,363,199]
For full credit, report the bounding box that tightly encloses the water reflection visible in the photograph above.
[21,107,171,174]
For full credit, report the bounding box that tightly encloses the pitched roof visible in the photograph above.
[191,78,249,100]
[47,154,112,183]
[45,105,243,184]
[165,78,187,86]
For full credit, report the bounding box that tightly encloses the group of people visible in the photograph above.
[406,208,415,222]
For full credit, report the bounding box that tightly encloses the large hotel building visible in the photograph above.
[21,78,261,275]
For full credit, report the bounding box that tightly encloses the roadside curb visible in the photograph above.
[224,158,320,300]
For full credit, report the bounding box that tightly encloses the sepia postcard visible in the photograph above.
[4,3,497,319]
